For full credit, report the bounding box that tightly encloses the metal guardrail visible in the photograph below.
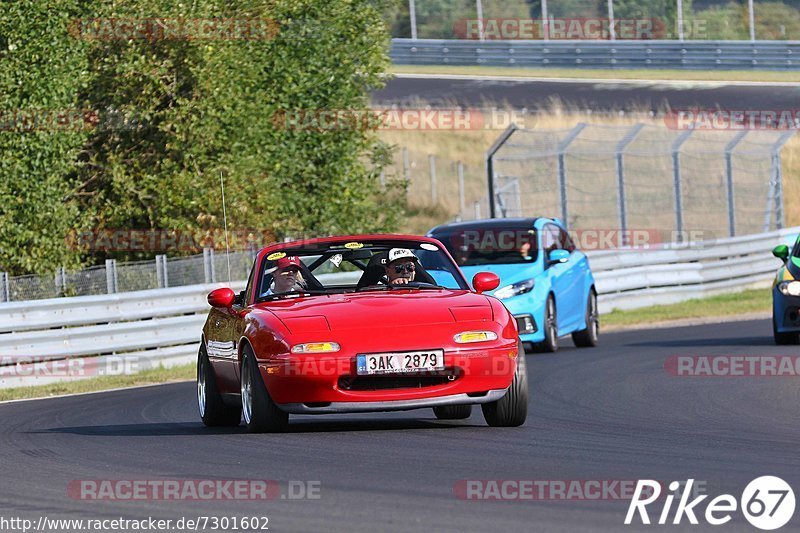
[0,232,795,389]
[391,39,800,70]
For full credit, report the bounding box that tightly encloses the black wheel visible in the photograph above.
[482,344,528,427]
[241,345,289,433]
[535,295,558,353]
[572,289,599,348]
[433,404,473,420]
[197,344,241,427]
[773,310,799,345]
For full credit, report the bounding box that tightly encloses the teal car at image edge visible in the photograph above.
[771,236,800,345]
[428,217,598,352]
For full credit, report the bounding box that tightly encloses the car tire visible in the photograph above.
[482,343,528,427]
[433,405,473,420]
[535,295,558,353]
[773,310,799,345]
[572,289,599,348]
[197,344,241,427]
[241,345,289,433]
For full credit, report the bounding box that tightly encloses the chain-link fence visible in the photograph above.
[489,123,796,240]
[0,249,256,303]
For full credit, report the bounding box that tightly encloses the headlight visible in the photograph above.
[778,281,800,296]
[493,278,535,300]
[454,331,498,343]
[291,342,340,354]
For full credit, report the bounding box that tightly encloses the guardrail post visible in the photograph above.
[485,124,518,219]
[671,129,694,242]
[615,123,645,246]
[203,248,216,284]
[1,272,9,302]
[105,259,117,294]
[724,130,748,237]
[555,123,587,228]
[428,154,437,204]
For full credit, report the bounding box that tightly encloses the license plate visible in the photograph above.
[356,350,445,375]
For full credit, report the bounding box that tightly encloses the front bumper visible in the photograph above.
[774,289,800,332]
[259,343,519,405]
[277,388,508,414]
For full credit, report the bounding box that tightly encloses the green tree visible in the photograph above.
[0,1,92,275]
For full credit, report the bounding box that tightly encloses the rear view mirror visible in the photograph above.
[472,272,500,294]
[208,287,235,308]
[773,244,789,261]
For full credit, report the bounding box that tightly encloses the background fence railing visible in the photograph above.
[391,39,800,70]
[0,249,255,303]
[488,123,796,239]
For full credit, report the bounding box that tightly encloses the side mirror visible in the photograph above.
[548,249,570,264]
[208,287,235,308]
[472,272,500,294]
[773,244,789,261]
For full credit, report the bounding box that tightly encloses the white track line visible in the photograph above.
[394,72,800,88]
[0,379,192,405]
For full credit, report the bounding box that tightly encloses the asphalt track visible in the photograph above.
[373,75,800,112]
[1,318,799,532]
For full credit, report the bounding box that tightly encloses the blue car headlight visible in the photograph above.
[494,278,535,300]
[778,281,800,296]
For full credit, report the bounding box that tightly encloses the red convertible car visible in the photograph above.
[198,235,528,432]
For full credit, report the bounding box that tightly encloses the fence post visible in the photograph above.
[556,123,587,228]
[105,259,117,294]
[474,201,481,220]
[671,129,694,242]
[615,123,645,246]
[1,272,9,302]
[428,154,437,204]
[156,255,169,288]
[55,266,66,296]
[485,124,518,218]
[769,131,796,231]
[402,147,410,184]
[203,248,216,284]
[457,161,465,218]
[724,130,748,237]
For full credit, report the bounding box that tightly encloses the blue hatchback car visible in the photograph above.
[428,218,598,352]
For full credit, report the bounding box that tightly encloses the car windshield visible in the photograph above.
[429,224,538,267]
[256,238,469,301]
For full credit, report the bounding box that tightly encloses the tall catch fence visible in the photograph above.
[488,124,795,241]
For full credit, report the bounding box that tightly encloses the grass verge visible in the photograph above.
[602,288,771,328]
[0,363,195,403]
[390,65,800,83]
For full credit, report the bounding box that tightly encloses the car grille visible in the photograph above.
[338,370,460,391]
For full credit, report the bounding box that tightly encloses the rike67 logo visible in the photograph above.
[625,477,795,530]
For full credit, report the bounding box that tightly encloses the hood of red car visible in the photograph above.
[256,290,494,332]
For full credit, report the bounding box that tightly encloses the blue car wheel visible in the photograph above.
[572,289,599,348]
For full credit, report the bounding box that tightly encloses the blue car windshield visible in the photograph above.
[431,225,538,267]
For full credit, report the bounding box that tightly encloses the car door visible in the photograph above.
[554,225,585,330]
[542,224,571,331]
[205,261,255,393]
